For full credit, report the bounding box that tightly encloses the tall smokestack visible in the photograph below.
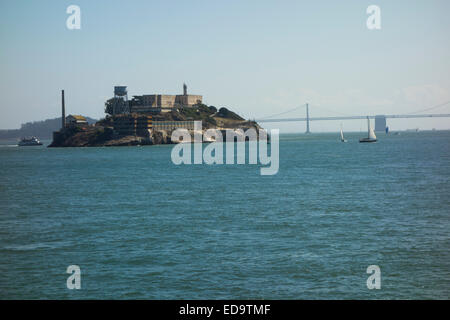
[61,90,66,129]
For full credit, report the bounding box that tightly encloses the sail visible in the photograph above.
[340,124,344,140]
[367,117,370,138]
[365,117,376,139]
[369,127,377,140]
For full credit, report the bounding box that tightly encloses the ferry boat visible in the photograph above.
[18,136,43,146]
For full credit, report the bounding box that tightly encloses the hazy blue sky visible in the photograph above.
[1,0,449,132]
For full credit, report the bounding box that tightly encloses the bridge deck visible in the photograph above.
[256,114,450,123]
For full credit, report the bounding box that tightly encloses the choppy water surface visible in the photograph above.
[0,131,449,299]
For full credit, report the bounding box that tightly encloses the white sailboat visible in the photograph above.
[340,124,347,142]
[359,117,377,143]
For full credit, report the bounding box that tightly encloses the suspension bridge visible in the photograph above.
[255,101,450,133]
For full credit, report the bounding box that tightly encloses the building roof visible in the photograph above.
[67,115,87,121]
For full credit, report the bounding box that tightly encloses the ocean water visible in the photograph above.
[0,131,449,299]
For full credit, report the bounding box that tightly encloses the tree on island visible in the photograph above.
[104,97,129,115]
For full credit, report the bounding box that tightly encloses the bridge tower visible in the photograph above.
[305,103,310,134]
[375,115,387,132]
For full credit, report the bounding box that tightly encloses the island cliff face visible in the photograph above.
[48,105,262,147]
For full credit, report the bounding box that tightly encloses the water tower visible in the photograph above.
[113,86,129,114]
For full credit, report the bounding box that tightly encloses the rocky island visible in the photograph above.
[49,85,263,148]
[48,104,262,147]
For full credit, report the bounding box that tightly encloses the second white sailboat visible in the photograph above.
[340,124,347,142]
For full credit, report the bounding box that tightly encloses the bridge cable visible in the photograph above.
[308,104,352,117]
[406,100,450,115]
[258,104,307,119]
